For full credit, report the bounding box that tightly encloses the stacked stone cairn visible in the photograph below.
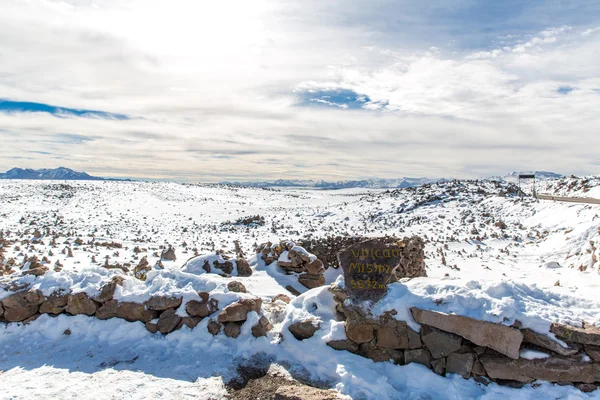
[0,279,272,339]
[325,284,600,392]
[256,241,326,289]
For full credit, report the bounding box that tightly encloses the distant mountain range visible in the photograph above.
[220,177,441,189]
[0,167,131,181]
[490,171,563,182]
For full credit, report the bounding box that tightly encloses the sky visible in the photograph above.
[0,0,599,182]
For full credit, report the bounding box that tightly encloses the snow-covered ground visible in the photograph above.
[2,178,600,399]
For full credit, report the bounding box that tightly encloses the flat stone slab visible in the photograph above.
[550,322,600,346]
[522,328,579,356]
[480,354,600,383]
[411,307,523,359]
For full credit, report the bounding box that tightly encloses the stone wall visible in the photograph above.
[327,286,600,392]
[0,280,275,339]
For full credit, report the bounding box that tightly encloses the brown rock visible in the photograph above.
[298,273,325,289]
[186,297,219,318]
[576,383,599,393]
[480,353,600,383]
[224,322,242,338]
[472,360,486,376]
[227,281,247,293]
[358,342,404,364]
[1,290,45,322]
[145,322,159,333]
[236,258,253,277]
[251,316,273,337]
[431,358,446,375]
[289,320,320,340]
[65,293,97,316]
[181,316,202,329]
[420,325,462,359]
[376,320,409,349]
[157,308,182,334]
[346,323,375,344]
[285,285,301,296]
[94,282,116,303]
[161,246,177,261]
[272,294,291,304]
[522,328,579,356]
[145,296,183,311]
[208,319,222,335]
[218,298,262,323]
[550,322,600,346]
[116,302,156,323]
[404,348,431,367]
[39,293,69,315]
[327,339,359,353]
[96,300,119,319]
[411,307,522,359]
[0,302,3,318]
[407,326,422,349]
[584,344,600,362]
[305,259,325,275]
[274,384,338,400]
[446,352,475,379]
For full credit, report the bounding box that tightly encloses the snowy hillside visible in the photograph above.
[2,179,600,399]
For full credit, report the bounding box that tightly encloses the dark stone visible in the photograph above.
[420,325,462,359]
[407,326,423,349]
[116,302,156,323]
[145,322,159,333]
[182,316,202,329]
[218,298,262,323]
[326,339,359,353]
[375,320,409,349]
[145,296,183,311]
[96,300,119,319]
[346,323,375,344]
[431,358,446,375]
[39,293,69,315]
[446,352,475,378]
[550,322,600,346]
[94,282,116,303]
[186,297,219,318]
[358,342,403,364]
[298,273,326,289]
[208,319,222,335]
[404,348,432,367]
[2,290,45,322]
[285,285,301,296]
[236,258,253,277]
[224,322,242,338]
[227,281,247,293]
[521,328,578,357]
[157,308,181,334]
[251,316,273,337]
[289,320,319,340]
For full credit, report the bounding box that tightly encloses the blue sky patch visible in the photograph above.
[0,99,129,120]
[557,86,575,94]
[297,89,371,109]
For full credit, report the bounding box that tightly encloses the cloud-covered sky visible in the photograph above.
[0,0,599,181]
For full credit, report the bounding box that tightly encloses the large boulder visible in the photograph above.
[522,328,579,356]
[116,302,156,323]
[218,298,262,323]
[65,293,97,316]
[411,307,523,359]
[346,323,374,344]
[145,296,183,311]
[480,353,600,383]
[550,322,600,346]
[375,320,409,350]
[96,300,119,319]
[157,308,182,334]
[1,290,45,322]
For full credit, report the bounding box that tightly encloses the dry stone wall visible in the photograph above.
[327,285,600,392]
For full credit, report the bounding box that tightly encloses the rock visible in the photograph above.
[358,342,404,363]
[145,322,159,333]
[251,316,273,337]
[186,296,219,318]
[272,294,291,304]
[208,319,222,335]
[480,353,600,383]
[227,281,247,293]
[157,308,182,334]
[133,256,151,280]
[218,298,262,323]
[0,302,3,318]
[550,322,600,346]
[39,293,69,315]
[522,328,579,356]
[404,348,432,367]
[181,316,202,329]
[298,273,325,289]
[96,300,119,319]
[346,323,375,344]
[1,290,45,322]
[116,302,156,323]
[446,352,475,379]
[305,259,325,275]
[224,322,242,338]
[411,307,522,359]
[285,285,301,296]
[94,282,116,303]
[326,339,359,353]
[289,320,319,340]
[420,325,462,359]
[161,246,176,261]
[236,258,253,277]
[584,344,600,362]
[65,293,97,316]
[431,358,446,375]
[376,320,409,349]
[145,296,183,311]
[472,360,486,376]
[274,384,338,400]
[576,383,599,393]
[407,326,422,349]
